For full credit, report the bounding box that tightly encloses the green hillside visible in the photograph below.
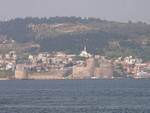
[0,17,150,61]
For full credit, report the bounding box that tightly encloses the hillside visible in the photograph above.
[0,17,150,61]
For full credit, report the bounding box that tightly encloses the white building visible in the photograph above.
[6,63,15,70]
[124,56,136,64]
[79,46,92,58]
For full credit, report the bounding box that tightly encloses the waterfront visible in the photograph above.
[0,79,150,113]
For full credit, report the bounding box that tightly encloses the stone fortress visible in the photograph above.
[14,46,115,80]
[73,58,114,79]
[73,46,114,79]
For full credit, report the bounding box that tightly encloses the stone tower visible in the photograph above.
[86,58,96,76]
[94,61,114,78]
[15,64,28,80]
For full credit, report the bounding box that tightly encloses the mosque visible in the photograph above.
[79,46,92,58]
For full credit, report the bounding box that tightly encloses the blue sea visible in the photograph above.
[0,79,150,113]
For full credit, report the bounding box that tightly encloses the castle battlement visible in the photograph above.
[72,58,114,79]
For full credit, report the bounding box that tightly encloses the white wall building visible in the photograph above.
[79,46,92,58]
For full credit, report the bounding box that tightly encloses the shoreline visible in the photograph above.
[0,77,149,80]
[0,78,7,80]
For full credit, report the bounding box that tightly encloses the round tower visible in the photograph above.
[86,58,95,68]
[15,64,28,80]
[86,58,96,76]
[99,62,114,78]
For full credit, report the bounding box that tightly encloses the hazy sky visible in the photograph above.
[0,0,150,23]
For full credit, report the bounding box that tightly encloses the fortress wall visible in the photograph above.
[86,58,97,76]
[72,58,115,79]
[28,75,63,79]
[73,66,91,78]
[94,62,114,78]
[86,58,95,68]
[15,70,28,80]
[28,70,66,79]
[94,68,101,77]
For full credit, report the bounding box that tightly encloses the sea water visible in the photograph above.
[0,79,150,113]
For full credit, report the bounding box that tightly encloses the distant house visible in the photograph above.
[38,53,44,60]
[12,54,17,60]
[5,53,10,59]
[28,55,34,60]
[56,52,66,57]
[0,59,5,64]
[0,54,3,59]
[6,63,15,70]
[11,40,15,43]
[50,57,57,64]
[124,56,136,64]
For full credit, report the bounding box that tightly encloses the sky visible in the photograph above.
[0,0,150,24]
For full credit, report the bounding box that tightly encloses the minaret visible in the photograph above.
[84,46,86,51]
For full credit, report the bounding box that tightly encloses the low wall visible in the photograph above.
[28,70,66,79]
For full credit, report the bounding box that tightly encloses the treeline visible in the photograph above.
[0,16,150,43]
[0,17,150,60]
[37,30,127,55]
[0,17,102,42]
